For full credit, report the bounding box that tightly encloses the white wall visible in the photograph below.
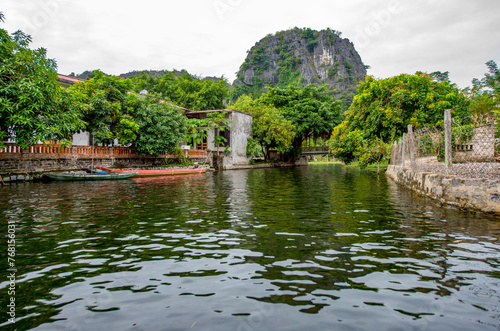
[72,131,90,146]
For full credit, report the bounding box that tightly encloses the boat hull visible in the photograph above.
[45,172,137,181]
[96,166,206,178]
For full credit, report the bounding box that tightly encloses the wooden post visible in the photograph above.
[408,124,416,170]
[444,109,452,174]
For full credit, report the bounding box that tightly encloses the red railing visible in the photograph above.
[0,143,206,159]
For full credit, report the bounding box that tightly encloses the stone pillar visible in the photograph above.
[401,133,406,168]
[444,109,452,174]
[408,124,416,170]
[391,141,397,165]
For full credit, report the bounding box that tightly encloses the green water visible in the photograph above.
[1,164,499,330]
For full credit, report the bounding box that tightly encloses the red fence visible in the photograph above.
[0,143,206,159]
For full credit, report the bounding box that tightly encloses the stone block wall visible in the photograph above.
[386,165,500,215]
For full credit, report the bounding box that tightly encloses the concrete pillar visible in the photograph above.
[401,133,406,167]
[408,124,416,170]
[444,109,452,174]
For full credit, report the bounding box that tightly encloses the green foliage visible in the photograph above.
[329,72,470,163]
[343,59,353,74]
[355,138,390,173]
[115,115,139,145]
[68,70,136,145]
[414,127,443,158]
[470,61,500,136]
[130,71,229,110]
[431,71,450,83]
[130,96,188,156]
[233,94,295,160]
[301,28,318,52]
[306,40,318,52]
[185,118,209,147]
[451,123,474,146]
[328,128,364,164]
[205,111,232,152]
[473,60,500,95]
[246,137,264,159]
[0,20,84,148]
[328,67,339,79]
[259,84,344,153]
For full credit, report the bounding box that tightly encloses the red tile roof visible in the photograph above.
[57,74,85,84]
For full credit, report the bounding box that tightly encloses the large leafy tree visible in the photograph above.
[68,70,138,145]
[329,72,470,163]
[470,60,500,133]
[0,13,84,148]
[130,71,230,110]
[259,84,344,154]
[233,95,295,160]
[130,95,188,156]
[470,61,500,116]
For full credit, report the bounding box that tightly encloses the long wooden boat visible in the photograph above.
[45,172,137,181]
[96,166,206,178]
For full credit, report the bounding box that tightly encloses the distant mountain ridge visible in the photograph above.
[69,69,196,80]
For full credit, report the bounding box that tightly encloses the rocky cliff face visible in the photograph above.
[232,28,367,106]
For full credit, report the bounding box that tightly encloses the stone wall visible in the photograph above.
[386,165,500,215]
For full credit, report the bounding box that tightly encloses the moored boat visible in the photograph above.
[96,166,205,178]
[45,172,137,181]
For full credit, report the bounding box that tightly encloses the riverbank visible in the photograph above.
[0,159,308,183]
[386,164,500,216]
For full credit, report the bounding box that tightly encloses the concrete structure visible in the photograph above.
[386,165,500,215]
[185,109,252,169]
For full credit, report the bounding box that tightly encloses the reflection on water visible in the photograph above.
[0,165,499,330]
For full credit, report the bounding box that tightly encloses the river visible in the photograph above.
[1,164,499,330]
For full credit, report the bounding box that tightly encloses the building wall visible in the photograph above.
[229,110,252,165]
[72,131,90,146]
[202,110,252,169]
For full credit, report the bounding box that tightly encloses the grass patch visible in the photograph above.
[309,161,342,165]
[342,160,389,172]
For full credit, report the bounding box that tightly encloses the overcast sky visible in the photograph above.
[2,0,500,89]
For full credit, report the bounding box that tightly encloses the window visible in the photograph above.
[216,129,231,147]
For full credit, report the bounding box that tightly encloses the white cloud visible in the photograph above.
[2,0,499,89]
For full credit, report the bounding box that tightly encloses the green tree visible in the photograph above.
[0,14,84,148]
[233,95,295,160]
[130,96,188,156]
[68,70,138,145]
[329,72,470,163]
[205,111,232,154]
[185,118,209,148]
[259,84,344,156]
[473,60,500,95]
[355,137,390,174]
[470,60,500,133]
[130,71,229,110]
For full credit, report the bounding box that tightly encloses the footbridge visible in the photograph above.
[301,146,330,155]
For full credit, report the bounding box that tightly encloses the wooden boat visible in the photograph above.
[45,171,137,181]
[96,166,206,178]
